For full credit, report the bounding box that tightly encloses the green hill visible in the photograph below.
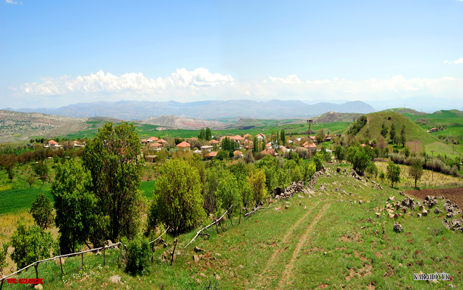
[313,111,363,123]
[346,111,460,157]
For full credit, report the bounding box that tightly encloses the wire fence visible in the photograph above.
[0,227,169,288]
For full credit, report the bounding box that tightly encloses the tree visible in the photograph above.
[33,162,49,184]
[244,150,255,164]
[313,152,324,171]
[52,159,97,252]
[248,169,267,205]
[253,136,259,153]
[377,136,387,152]
[280,130,286,146]
[0,243,7,273]
[30,139,34,144]
[365,162,378,178]
[403,146,410,158]
[316,129,326,144]
[409,158,423,188]
[390,123,396,143]
[334,145,346,162]
[347,146,371,175]
[198,128,206,140]
[30,193,54,230]
[82,122,143,241]
[400,126,406,147]
[386,161,401,188]
[9,222,54,269]
[205,127,212,141]
[381,122,388,138]
[379,170,385,183]
[148,159,206,236]
[216,173,242,225]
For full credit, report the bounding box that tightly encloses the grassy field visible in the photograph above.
[2,163,462,289]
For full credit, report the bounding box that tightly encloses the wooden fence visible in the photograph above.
[0,227,169,289]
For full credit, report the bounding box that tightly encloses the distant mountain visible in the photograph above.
[8,100,375,120]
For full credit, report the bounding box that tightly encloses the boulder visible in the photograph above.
[434,208,440,214]
[447,212,453,218]
[422,209,428,216]
[193,255,200,263]
[417,213,422,218]
[109,275,121,284]
[34,285,43,290]
[393,222,403,233]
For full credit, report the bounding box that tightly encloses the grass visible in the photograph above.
[2,163,462,289]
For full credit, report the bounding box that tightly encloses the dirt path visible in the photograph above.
[278,203,331,288]
[255,202,321,287]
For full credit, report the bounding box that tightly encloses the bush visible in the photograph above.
[0,243,7,272]
[30,192,54,230]
[124,237,151,275]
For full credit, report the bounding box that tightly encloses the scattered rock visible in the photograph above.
[109,275,121,284]
[422,209,428,216]
[34,285,43,290]
[194,246,204,253]
[196,278,201,284]
[417,213,422,218]
[359,200,363,205]
[285,205,289,209]
[393,222,403,233]
[434,208,440,214]
[193,255,200,263]
[215,274,221,280]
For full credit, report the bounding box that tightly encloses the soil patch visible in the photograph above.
[406,187,463,209]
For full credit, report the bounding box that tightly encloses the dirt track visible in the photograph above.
[406,187,463,209]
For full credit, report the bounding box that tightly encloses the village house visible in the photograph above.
[233,150,244,158]
[302,141,316,151]
[149,142,162,152]
[176,141,191,151]
[257,133,265,141]
[147,136,158,142]
[261,148,278,156]
[200,145,213,153]
[205,151,218,159]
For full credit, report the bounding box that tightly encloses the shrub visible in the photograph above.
[0,243,7,272]
[30,192,54,230]
[124,237,151,275]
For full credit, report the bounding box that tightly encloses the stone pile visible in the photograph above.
[393,222,403,233]
[350,169,362,181]
[274,181,305,199]
[443,199,461,218]
[443,218,463,231]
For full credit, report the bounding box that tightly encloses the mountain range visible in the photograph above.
[5,100,375,120]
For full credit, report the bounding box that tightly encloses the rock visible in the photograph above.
[323,252,327,255]
[193,255,200,263]
[215,274,221,280]
[34,285,43,290]
[393,222,403,233]
[447,212,453,218]
[285,205,289,209]
[109,275,121,283]
[388,196,396,201]
[422,209,428,216]
[336,167,341,172]
[200,273,206,277]
[162,251,169,260]
[194,246,204,253]
[359,200,363,204]
[417,213,422,218]
[55,257,65,266]
[401,207,407,213]
[388,213,395,219]
[239,265,244,268]
[106,240,113,246]
[196,278,201,284]
[375,212,381,218]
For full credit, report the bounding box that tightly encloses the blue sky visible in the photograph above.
[1,0,462,110]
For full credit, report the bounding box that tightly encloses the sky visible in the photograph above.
[1,0,462,111]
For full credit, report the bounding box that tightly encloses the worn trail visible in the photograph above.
[278,203,331,288]
[255,201,321,288]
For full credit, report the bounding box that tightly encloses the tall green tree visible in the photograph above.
[52,159,97,252]
[82,122,143,241]
[248,169,267,205]
[198,128,206,140]
[30,193,54,230]
[216,173,242,225]
[9,222,54,269]
[205,127,212,141]
[390,123,396,143]
[386,161,401,188]
[33,162,49,184]
[334,145,346,161]
[148,159,206,235]
[400,126,406,147]
[253,136,259,153]
[280,130,286,146]
[409,158,423,188]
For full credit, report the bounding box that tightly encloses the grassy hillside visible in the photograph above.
[313,111,364,123]
[350,111,460,158]
[3,163,462,289]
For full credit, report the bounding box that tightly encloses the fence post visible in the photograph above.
[34,255,39,281]
[58,248,63,275]
[103,242,106,266]
[81,247,84,268]
[170,238,178,266]
[0,278,4,290]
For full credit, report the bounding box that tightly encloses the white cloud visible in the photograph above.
[444,57,463,64]
[5,0,17,4]
[269,74,301,84]
[17,68,234,96]
[8,68,463,107]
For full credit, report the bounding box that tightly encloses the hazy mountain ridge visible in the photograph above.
[7,100,375,120]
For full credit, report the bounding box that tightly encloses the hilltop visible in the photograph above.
[380,108,426,116]
[313,111,364,123]
[346,111,460,157]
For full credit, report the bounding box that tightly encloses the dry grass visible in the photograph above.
[405,140,423,154]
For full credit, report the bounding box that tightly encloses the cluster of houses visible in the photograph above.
[427,127,438,133]
[44,140,85,149]
[140,132,335,162]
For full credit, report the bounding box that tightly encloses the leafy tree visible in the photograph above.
[316,129,325,144]
[390,123,396,143]
[216,173,242,224]
[247,169,267,205]
[403,146,410,158]
[205,127,212,141]
[365,162,378,178]
[253,136,259,153]
[379,170,385,183]
[313,153,323,171]
[124,236,151,275]
[33,162,49,184]
[30,139,34,144]
[386,161,401,188]
[82,122,143,241]
[380,121,388,138]
[9,222,54,269]
[52,159,97,252]
[409,158,423,188]
[216,150,229,160]
[346,146,370,175]
[198,128,206,140]
[0,243,7,273]
[280,130,286,146]
[400,126,406,147]
[334,145,345,161]
[148,159,206,235]
[244,150,255,164]
[30,193,54,230]
[301,161,316,182]
[203,167,223,215]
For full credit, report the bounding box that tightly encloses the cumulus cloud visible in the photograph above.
[17,68,234,96]
[444,57,463,64]
[269,74,301,84]
[7,68,463,108]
